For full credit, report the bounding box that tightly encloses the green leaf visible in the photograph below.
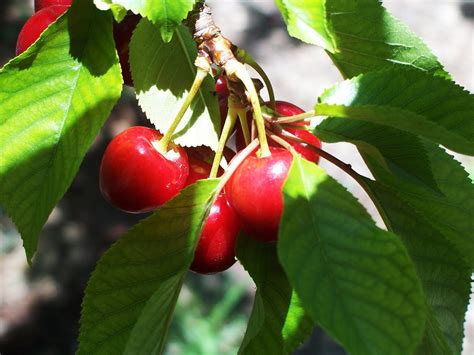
[78,179,219,355]
[316,68,474,155]
[0,0,121,262]
[365,143,474,268]
[236,235,313,355]
[279,156,426,355]
[130,21,220,150]
[94,0,196,42]
[274,0,336,52]
[314,121,472,353]
[315,120,439,191]
[366,178,470,355]
[325,0,445,78]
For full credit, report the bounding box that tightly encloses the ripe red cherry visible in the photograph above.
[34,0,72,12]
[16,6,69,55]
[269,101,321,163]
[226,146,293,242]
[100,126,189,213]
[191,192,240,274]
[215,75,229,99]
[113,14,141,86]
[186,156,211,186]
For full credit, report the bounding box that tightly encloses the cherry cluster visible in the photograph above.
[15,2,322,275]
[100,75,322,274]
[16,0,139,88]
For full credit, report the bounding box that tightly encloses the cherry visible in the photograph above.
[225,146,293,242]
[215,75,229,99]
[34,0,72,12]
[186,156,212,186]
[190,192,240,274]
[16,6,69,55]
[113,14,141,86]
[184,156,239,274]
[100,126,189,213]
[269,101,321,163]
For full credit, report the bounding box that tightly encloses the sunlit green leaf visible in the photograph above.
[94,0,196,42]
[275,0,336,52]
[0,0,122,261]
[316,68,474,155]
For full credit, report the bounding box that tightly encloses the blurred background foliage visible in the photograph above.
[0,0,473,354]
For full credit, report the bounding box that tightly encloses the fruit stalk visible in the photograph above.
[276,110,316,124]
[186,2,271,156]
[210,99,239,178]
[158,56,210,153]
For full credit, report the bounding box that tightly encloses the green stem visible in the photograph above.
[210,102,238,178]
[158,67,208,153]
[233,63,271,157]
[276,110,316,124]
[234,47,276,111]
[236,108,251,146]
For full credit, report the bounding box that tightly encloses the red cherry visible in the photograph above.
[284,128,321,163]
[269,101,321,163]
[16,6,68,55]
[186,156,211,186]
[100,126,189,213]
[191,192,240,274]
[226,146,293,242]
[113,14,141,87]
[34,0,72,12]
[215,75,229,99]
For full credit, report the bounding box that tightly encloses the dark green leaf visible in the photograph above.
[315,121,472,353]
[366,178,470,355]
[316,68,474,155]
[274,0,336,51]
[236,235,313,354]
[78,179,219,354]
[130,21,220,150]
[94,0,196,42]
[0,0,122,261]
[279,156,426,355]
[325,0,445,78]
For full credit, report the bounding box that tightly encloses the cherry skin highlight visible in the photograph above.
[215,75,229,99]
[99,126,189,213]
[226,146,293,242]
[34,0,72,12]
[16,6,69,55]
[191,192,240,274]
[113,14,141,86]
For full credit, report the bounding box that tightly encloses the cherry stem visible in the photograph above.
[280,129,393,230]
[158,64,209,153]
[234,47,276,111]
[210,101,238,178]
[216,139,259,194]
[230,62,271,157]
[236,108,251,145]
[276,110,316,124]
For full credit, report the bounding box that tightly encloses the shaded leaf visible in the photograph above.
[130,21,220,150]
[279,156,426,355]
[236,235,313,354]
[78,179,219,355]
